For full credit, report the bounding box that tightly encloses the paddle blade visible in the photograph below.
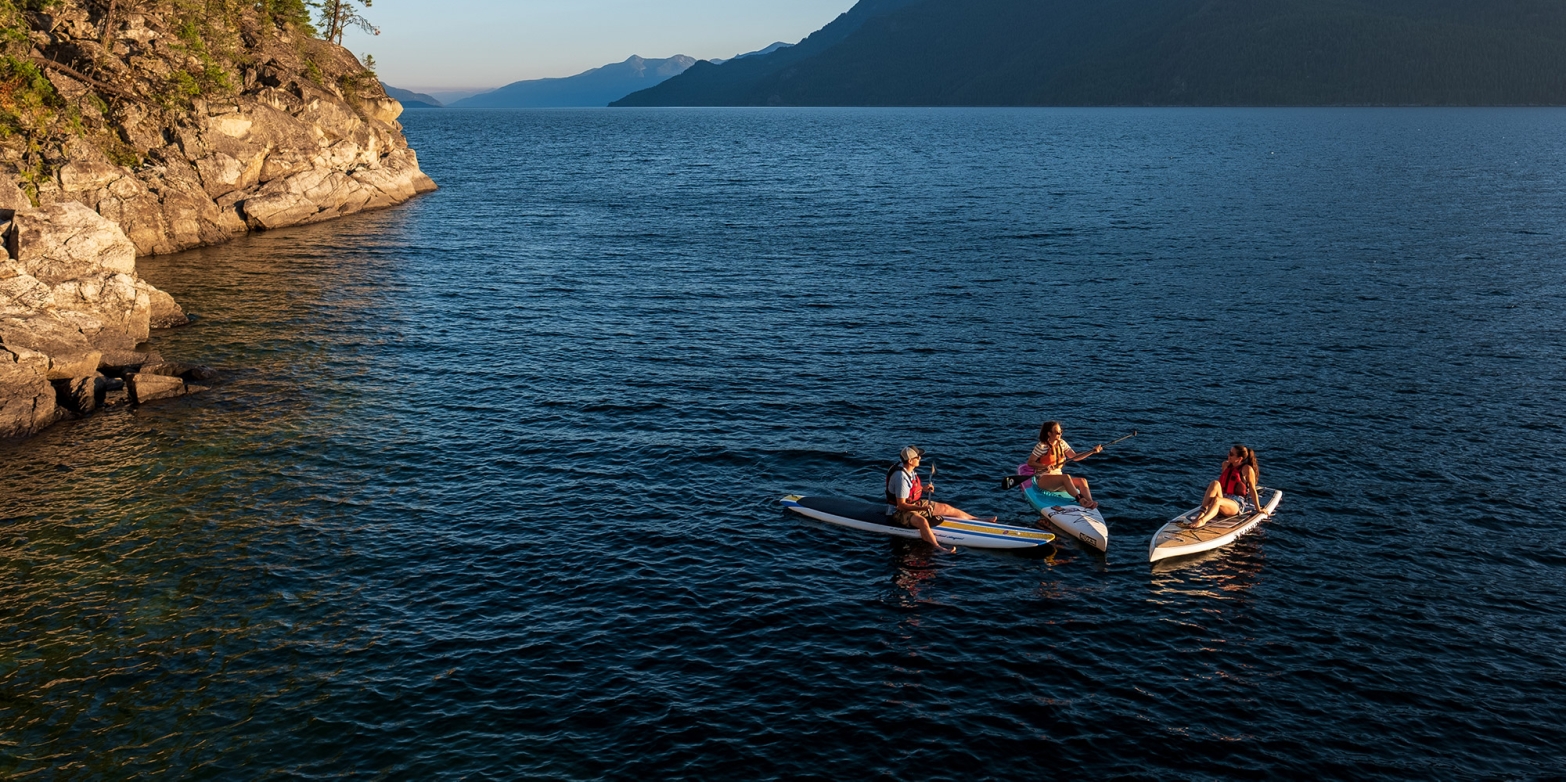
[1001,475,1028,491]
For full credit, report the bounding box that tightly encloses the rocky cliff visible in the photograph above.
[0,0,436,439]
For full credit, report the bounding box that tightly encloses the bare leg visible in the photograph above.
[1188,481,1240,528]
[928,501,997,523]
[1072,476,1098,510]
[912,515,956,552]
[1033,474,1096,509]
[1185,482,1223,527]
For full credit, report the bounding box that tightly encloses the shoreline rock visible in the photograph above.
[0,203,205,439]
[126,372,185,405]
[0,1,436,442]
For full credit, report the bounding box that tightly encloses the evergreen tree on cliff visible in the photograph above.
[313,0,379,45]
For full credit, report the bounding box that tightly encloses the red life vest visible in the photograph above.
[1221,461,1249,496]
[885,464,923,505]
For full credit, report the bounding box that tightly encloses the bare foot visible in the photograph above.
[1080,499,1099,510]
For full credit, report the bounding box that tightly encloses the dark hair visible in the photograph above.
[1231,444,1259,477]
[1038,421,1061,443]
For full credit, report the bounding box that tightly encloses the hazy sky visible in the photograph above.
[343,0,857,93]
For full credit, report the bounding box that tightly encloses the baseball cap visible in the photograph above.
[900,446,925,462]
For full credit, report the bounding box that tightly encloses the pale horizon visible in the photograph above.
[341,0,856,93]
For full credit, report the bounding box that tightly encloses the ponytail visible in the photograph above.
[1233,444,1259,480]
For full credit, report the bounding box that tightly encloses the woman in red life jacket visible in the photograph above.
[1183,444,1264,529]
[1026,421,1103,509]
[887,446,992,553]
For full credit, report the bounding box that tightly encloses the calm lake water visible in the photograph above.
[3,108,1564,778]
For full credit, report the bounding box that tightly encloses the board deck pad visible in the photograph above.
[793,495,902,527]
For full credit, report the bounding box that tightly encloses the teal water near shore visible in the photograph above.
[2,108,1564,777]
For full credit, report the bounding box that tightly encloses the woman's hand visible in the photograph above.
[1093,444,1104,454]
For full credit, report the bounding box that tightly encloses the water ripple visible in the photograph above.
[2,108,1564,778]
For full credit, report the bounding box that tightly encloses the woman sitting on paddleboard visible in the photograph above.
[1026,421,1103,509]
[1184,445,1264,529]
[888,446,992,553]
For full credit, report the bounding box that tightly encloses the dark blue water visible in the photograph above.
[3,108,1564,778]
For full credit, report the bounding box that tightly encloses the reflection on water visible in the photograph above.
[1147,532,1270,600]
[887,541,942,606]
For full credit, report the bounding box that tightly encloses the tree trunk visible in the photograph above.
[99,0,117,48]
[328,0,346,44]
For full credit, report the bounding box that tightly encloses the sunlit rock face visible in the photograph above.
[0,342,57,439]
[9,2,437,256]
[56,92,437,254]
[0,202,189,437]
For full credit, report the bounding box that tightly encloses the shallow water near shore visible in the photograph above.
[3,107,1565,778]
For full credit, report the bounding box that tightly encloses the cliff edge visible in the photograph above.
[0,0,436,439]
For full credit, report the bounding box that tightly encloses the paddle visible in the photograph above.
[1000,430,1138,490]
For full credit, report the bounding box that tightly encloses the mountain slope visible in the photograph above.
[612,0,924,107]
[709,42,794,65]
[615,0,1566,106]
[453,56,696,108]
[382,84,443,108]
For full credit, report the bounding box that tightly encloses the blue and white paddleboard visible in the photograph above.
[781,495,1054,550]
[1017,466,1109,553]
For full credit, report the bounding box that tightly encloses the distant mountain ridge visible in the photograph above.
[381,84,443,108]
[615,0,923,107]
[710,41,795,65]
[452,55,697,108]
[614,0,1566,106]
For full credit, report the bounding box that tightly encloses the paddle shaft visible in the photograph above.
[1103,430,1138,448]
[921,463,957,552]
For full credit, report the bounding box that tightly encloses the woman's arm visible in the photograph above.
[1065,444,1104,463]
[1246,466,1263,512]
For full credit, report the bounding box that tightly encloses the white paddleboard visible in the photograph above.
[1017,467,1108,552]
[1148,487,1283,563]
[781,495,1054,550]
